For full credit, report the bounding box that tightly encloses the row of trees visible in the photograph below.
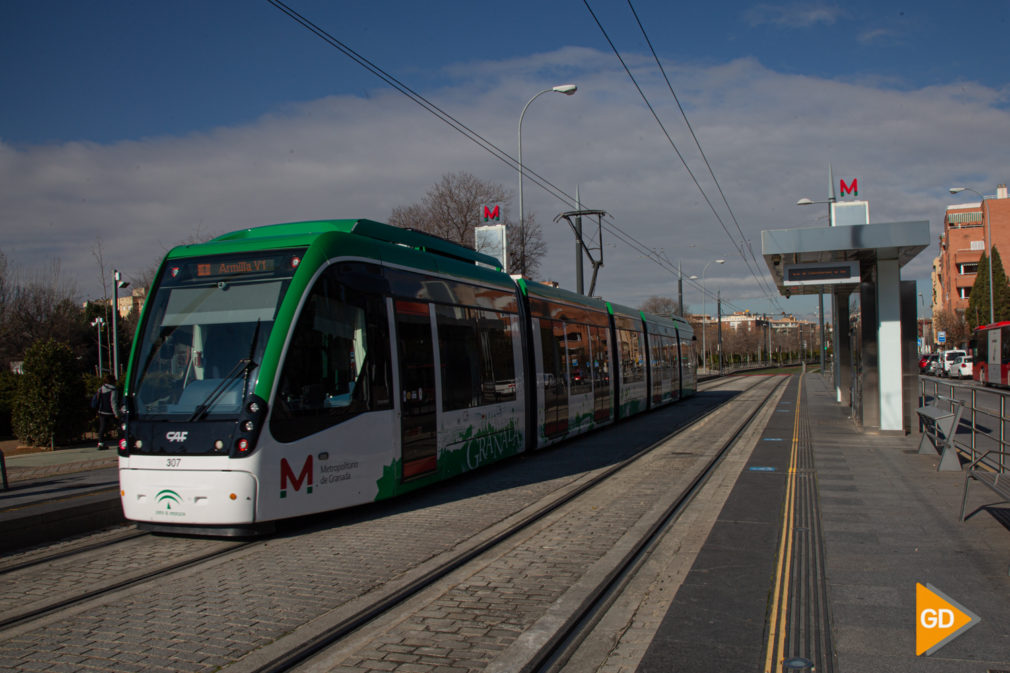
[0,249,142,444]
[640,295,821,367]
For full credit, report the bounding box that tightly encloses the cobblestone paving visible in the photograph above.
[296,379,777,672]
[0,535,239,618]
[0,468,593,672]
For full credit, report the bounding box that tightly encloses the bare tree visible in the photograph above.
[508,212,546,279]
[640,296,681,317]
[389,172,547,278]
[0,254,85,368]
[934,308,970,349]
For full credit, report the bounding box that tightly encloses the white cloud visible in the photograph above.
[1,49,1008,318]
[743,3,842,28]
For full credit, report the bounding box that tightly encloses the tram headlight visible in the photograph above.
[236,438,250,453]
[242,421,255,432]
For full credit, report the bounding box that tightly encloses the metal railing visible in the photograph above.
[919,376,1008,473]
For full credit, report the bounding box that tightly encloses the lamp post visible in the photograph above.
[111,269,131,378]
[700,259,725,373]
[518,84,577,276]
[949,186,993,324]
[91,317,106,376]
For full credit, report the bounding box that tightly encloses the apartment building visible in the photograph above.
[936,184,1010,319]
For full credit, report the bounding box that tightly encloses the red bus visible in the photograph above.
[972,321,1010,386]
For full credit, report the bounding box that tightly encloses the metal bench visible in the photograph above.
[916,394,963,472]
[960,451,1010,520]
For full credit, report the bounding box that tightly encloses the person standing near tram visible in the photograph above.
[94,373,120,450]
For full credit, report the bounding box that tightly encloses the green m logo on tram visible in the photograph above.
[280,455,314,498]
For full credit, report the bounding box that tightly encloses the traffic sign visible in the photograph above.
[938,331,946,344]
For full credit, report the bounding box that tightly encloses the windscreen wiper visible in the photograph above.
[188,320,261,422]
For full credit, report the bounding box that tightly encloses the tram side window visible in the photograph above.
[437,306,518,409]
[478,310,517,404]
[619,329,645,384]
[567,324,592,396]
[271,271,392,443]
[436,305,481,411]
[590,326,610,387]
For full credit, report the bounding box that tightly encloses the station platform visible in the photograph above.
[1,373,1009,672]
[637,372,1010,673]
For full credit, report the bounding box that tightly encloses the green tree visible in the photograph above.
[0,369,16,437]
[966,248,1010,331]
[12,339,89,446]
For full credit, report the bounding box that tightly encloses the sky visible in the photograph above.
[2,0,1009,321]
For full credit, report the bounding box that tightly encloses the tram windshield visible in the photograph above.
[130,250,303,419]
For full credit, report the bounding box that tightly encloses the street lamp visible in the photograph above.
[111,269,130,378]
[91,317,106,376]
[700,259,725,373]
[518,84,577,276]
[949,186,993,324]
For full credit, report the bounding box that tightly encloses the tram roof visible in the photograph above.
[185,218,504,270]
[518,279,610,313]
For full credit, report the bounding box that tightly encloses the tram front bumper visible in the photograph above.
[120,468,257,525]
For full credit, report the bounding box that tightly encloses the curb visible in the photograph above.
[5,458,119,484]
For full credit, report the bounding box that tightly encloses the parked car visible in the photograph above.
[951,355,973,379]
[919,353,936,373]
[924,354,941,376]
[941,349,967,377]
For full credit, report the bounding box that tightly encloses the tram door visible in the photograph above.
[395,300,437,480]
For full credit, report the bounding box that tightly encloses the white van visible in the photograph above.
[941,349,967,377]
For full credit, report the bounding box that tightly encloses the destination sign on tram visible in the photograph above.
[197,258,276,277]
[165,249,306,285]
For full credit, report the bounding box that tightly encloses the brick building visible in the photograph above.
[935,184,1010,321]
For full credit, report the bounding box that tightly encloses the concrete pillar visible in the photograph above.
[877,257,903,431]
[834,291,851,407]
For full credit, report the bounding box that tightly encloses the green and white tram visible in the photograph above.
[119,219,695,535]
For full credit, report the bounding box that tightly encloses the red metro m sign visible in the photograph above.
[839,178,858,197]
[482,202,503,223]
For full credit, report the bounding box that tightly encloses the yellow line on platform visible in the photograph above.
[764,375,803,673]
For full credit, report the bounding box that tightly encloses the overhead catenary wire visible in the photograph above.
[267,0,758,313]
[626,0,782,306]
[584,0,784,311]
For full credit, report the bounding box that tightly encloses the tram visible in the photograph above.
[118,219,696,534]
[971,321,1010,386]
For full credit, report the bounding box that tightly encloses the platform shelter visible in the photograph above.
[762,220,930,432]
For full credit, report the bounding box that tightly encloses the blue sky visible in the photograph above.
[2,0,1009,317]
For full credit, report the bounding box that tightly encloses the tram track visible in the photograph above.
[0,374,773,673]
[0,534,252,632]
[0,528,146,575]
[235,375,785,673]
[528,375,789,673]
